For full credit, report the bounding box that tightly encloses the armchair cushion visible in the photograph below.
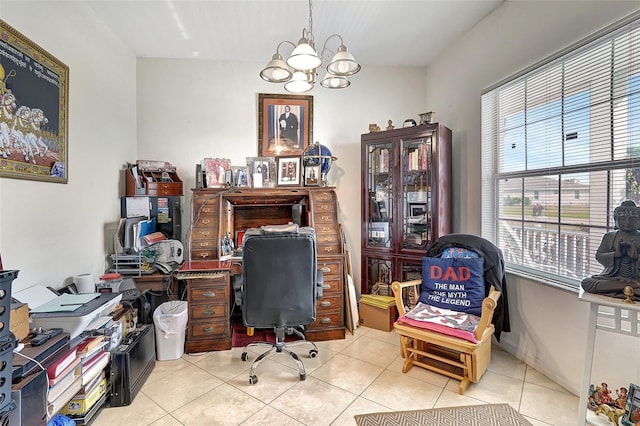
[397,302,481,343]
[419,256,485,316]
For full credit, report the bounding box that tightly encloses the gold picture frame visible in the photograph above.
[258,93,313,157]
[0,20,69,183]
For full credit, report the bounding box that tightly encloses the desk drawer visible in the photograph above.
[146,182,183,196]
[189,285,228,303]
[191,304,227,320]
[191,249,217,260]
[309,311,342,330]
[317,294,342,312]
[189,319,229,338]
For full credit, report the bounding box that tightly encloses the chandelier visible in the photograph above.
[259,0,361,93]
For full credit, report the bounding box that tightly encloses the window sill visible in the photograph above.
[505,267,580,296]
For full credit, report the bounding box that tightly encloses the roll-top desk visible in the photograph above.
[184,187,346,353]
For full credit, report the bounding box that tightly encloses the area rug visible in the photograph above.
[354,403,533,426]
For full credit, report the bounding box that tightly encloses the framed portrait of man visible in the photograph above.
[258,93,313,157]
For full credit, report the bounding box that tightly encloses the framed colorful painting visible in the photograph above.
[0,20,69,183]
[258,93,313,157]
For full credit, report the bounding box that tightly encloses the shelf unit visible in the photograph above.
[360,123,452,295]
[577,288,640,425]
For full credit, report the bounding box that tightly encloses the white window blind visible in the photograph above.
[482,12,640,290]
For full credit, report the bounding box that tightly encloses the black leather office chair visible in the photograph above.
[239,224,322,384]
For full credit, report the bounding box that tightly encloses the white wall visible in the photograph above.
[136,59,429,289]
[424,1,640,394]
[0,1,137,292]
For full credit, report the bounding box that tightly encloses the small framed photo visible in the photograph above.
[410,203,426,217]
[201,158,231,188]
[246,156,276,188]
[276,156,301,186]
[622,383,640,426]
[231,166,250,187]
[304,165,320,186]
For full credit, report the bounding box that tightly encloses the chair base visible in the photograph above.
[395,322,494,395]
[241,326,318,384]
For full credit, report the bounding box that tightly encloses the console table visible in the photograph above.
[577,288,640,425]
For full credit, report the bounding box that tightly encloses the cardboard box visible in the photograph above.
[10,303,29,341]
[358,302,397,332]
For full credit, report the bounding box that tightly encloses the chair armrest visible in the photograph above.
[473,286,501,341]
[391,279,422,316]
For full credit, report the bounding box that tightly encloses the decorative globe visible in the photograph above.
[303,142,336,174]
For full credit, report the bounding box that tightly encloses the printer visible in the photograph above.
[14,285,122,339]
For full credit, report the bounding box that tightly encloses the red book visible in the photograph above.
[48,357,81,387]
[46,347,78,380]
[76,336,105,357]
[82,349,107,373]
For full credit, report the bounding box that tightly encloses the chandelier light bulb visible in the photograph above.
[285,71,313,93]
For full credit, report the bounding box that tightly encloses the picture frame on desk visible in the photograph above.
[231,166,250,187]
[276,155,301,186]
[304,165,320,186]
[246,156,276,188]
[258,93,313,157]
[0,20,69,183]
[202,158,231,188]
[622,383,640,426]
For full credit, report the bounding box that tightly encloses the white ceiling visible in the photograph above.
[85,0,504,68]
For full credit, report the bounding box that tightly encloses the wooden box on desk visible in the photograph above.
[125,162,183,196]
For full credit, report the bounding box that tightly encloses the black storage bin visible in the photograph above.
[0,337,16,414]
[0,270,18,340]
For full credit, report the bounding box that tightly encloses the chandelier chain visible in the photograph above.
[308,0,314,45]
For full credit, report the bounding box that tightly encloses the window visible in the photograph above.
[482,12,640,290]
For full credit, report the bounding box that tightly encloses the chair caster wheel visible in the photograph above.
[249,375,258,384]
[309,349,318,358]
[299,373,306,381]
[241,352,248,361]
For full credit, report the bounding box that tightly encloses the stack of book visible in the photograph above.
[46,346,82,418]
[59,372,108,420]
[77,336,110,387]
[48,335,110,420]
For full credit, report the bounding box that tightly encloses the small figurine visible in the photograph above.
[594,404,624,425]
[615,386,628,409]
[368,123,380,132]
[386,120,394,131]
[624,285,635,303]
[588,382,614,409]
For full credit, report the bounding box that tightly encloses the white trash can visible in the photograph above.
[153,300,188,361]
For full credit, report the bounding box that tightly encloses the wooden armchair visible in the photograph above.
[391,278,500,394]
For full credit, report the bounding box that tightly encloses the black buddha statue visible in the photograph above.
[582,200,640,300]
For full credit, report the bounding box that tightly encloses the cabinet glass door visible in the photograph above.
[365,256,393,295]
[401,136,432,251]
[365,141,393,250]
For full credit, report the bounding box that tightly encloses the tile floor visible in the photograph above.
[93,326,580,426]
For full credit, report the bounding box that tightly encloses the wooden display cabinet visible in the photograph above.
[361,123,452,294]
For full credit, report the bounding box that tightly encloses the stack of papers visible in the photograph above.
[360,294,396,309]
[31,293,100,313]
